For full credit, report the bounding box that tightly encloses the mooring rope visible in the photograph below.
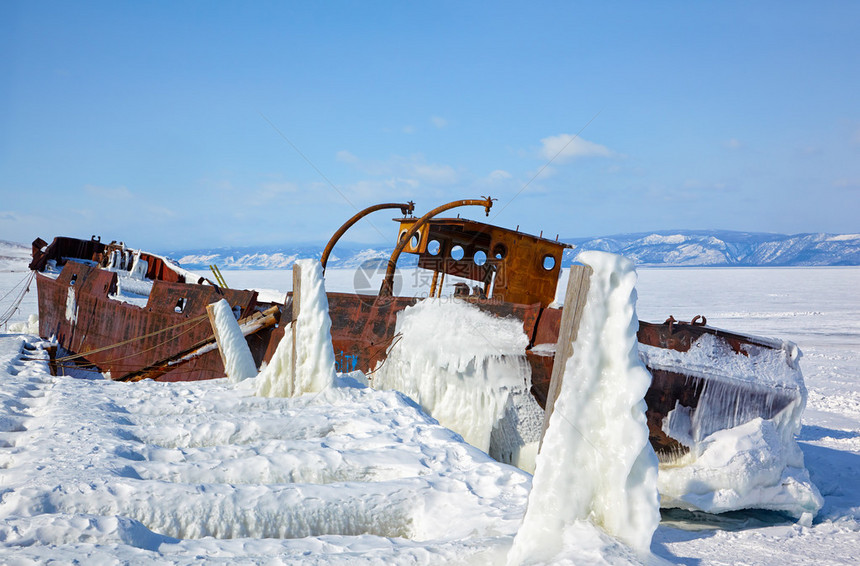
[82,316,213,367]
[0,271,36,328]
[363,332,403,377]
[53,311,211,363]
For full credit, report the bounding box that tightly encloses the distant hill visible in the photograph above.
[163,230,860,270]
[4,231,859,272]
[561,230,860,267]
[0,240,31,272]
[165,243,416,271]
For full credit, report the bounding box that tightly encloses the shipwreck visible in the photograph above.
[29,197,806,461]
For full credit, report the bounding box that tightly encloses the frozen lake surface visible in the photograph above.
[1,266,858,564]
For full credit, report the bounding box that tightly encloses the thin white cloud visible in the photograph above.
[260,181,299,193]
[84,185,132,200]
[342,178,419,202]
[834,178,860,189]
[335,153,460,186]
[385,177,421,190]
[539,134,614,163]
[402,125,415,134]
[528,165,557,180]
[485,169,512,183]
[251,181,299,206]
[683,179,729,191]
[145,204,177,217]
[725,138,742,149]
[70,208,96,219]
[410,162,458,184]
[336,150,359,164]
[431,116,448,129]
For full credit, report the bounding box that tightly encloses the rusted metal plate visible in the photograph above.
[637,319,778,356]
[30,236,105,271]
[532,306,562,347]
[397,218,569,308]
[37,261,259,382]
[526,351,553,408]
[328,294,419,373]
[140,251,185,283]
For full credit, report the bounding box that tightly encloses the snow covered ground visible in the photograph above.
[1,266,858,564]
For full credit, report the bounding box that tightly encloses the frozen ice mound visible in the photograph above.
[371,297,544,472]
[641,325,822,519]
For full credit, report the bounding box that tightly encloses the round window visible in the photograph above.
[427,239,441,256]
[542,254,557,271]
[410,233,420,250]
[474,250,487,266]
[451,245,465,261]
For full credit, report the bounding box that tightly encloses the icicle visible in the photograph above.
[255,259,337,398]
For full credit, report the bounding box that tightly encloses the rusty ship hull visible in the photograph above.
[28,200,803,457]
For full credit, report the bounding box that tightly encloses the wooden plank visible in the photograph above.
[539,263,593,447]
[291,263,302,384]
[206,302,229,374]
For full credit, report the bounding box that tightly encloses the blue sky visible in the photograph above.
[2,1,858,251]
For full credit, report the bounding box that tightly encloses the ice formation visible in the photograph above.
[8,313,39,335]
[64,287,77,323]
[640,328,823,519]
[255,259,337,397]
[657,416,823,523]
[130,252,148,280]
[508,251,660,564]
[102,250,155,300]
[370,297,543,470]
[209,298,258,383]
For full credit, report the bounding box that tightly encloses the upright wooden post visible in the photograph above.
[206,302,227,371]
[291,263,302,385]
[539,263,593,448]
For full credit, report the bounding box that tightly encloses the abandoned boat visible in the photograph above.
[29,198,805,459]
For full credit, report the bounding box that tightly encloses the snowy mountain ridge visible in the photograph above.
[562,230,860,267]
[167,230,860,269]
[4,231,859,271]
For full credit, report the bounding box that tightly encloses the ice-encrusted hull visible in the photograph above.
[636,321,805,457]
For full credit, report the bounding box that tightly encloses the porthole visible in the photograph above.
[451,245,465,261]
[542,255,557,271]
[493,243,507,260]
[398,230,408,242]
[427,239,441,255]
[474,250,487,266]
[410,233,420,250]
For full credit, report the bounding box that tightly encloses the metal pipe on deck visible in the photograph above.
[379,197,493,297]
[321,202,415,272]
